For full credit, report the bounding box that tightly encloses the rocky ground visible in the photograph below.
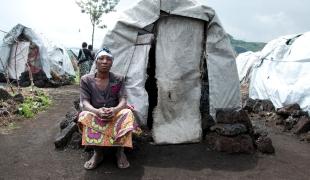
[0,84,310,179]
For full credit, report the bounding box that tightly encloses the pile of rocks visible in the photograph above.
[54,98,81,149]
[205,108,275,154]
[243,98,310,142]
[276,104,310,141]
[0,88,24,122]
[243,98,275,113]
[19,70,73,88]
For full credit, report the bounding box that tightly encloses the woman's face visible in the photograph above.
[96,55,113,72]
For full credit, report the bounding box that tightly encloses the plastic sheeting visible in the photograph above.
[0,24,75,79]
[48,46,76,76]
[153,16,203,144]
[236,51,261,83]
[7,42,30,80]
[249,32,310,115]
[97,0,240,144]
[125,34,153,125]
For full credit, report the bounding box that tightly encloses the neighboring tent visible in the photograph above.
[237,32,310,115]
[66,48,79,71]
[236,51,261,84]
[93,0,241,144]
[0,24,75,85]
[0,31,5,47]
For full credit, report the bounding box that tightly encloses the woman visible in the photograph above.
[87,44,96,67]
[78,48,138,170]
[77,42,93,78]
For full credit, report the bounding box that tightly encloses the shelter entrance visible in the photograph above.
[144,16,205,143]
[145,44,157,129]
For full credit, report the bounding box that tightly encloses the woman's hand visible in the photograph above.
[104,107,116,119]
[97,107,115,120]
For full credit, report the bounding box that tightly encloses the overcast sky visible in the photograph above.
[1,0,310,48]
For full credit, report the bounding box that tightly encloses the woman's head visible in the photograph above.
[95,48,113,73]
[82,42,87,48]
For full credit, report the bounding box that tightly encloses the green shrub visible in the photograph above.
[18,90,52,118]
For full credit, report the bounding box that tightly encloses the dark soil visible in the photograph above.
[1,85,310,179]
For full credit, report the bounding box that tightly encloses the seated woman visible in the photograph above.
[78,48,137,170]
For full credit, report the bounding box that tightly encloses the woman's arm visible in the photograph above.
[104,97,127,119]
[113,97,127,113]
[81,99,100,115]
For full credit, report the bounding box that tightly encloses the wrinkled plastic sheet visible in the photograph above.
[236,51,261,83]
[152,16,203,144]
[7,42,29,79]
[99,0,241,144]
[250,32,310,115]
[0,24,76,79]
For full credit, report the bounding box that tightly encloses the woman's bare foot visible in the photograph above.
[116,148,130,169]
[84,150,103,170]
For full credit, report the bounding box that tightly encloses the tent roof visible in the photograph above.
[98,0,240,117]
[0,24,75,79]
[246,31,310,115]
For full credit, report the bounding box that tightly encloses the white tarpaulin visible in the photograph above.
[96,0,240,144]
[236,51,261,83]
[48,46,76,77]
[249,32,310,114]
[0,24,75,80]
[153,16,203,144]
[7,42,30,80]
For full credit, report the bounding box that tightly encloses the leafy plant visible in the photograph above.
[19,103,34,118]
[18,90,52,118]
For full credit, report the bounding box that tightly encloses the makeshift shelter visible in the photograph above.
[0,31,5,47]
[243,32,310,115]
[0,24,75,86]
[236,51,261,84]
[93,0,241,144]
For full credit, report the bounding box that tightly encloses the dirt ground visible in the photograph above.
[1,84,310,180]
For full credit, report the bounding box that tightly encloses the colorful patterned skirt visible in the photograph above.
[78,109,137,148]
[79,61,90,78]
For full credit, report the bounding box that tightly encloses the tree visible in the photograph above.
[76,0,119,47]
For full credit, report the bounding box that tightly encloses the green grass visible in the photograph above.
[18,90,52,118]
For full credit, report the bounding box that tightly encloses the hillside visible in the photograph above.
[229,34,266,54]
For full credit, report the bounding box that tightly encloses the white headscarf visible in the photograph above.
[95,47,113,61]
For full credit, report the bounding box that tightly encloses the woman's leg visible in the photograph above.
[116,147,130,169]
[84,147,104,170]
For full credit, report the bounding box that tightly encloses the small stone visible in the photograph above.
[215,108,253,135]
[67,132,82,149]
[276,104,301,118]
[243,98,256,112]
[284,116,298,131]
[294,116,310,135]
[54,122,78,149]
[60,110,79,129]
[13,94,24,103]
[205,133,255,154]
[261,100,275,112]
[0,88,12,101]
[256,136,275,154]
[0,108,10,117]
[210,123,247,136]
[214,134,255,154]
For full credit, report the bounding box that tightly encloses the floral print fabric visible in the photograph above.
[78,109,136,148]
